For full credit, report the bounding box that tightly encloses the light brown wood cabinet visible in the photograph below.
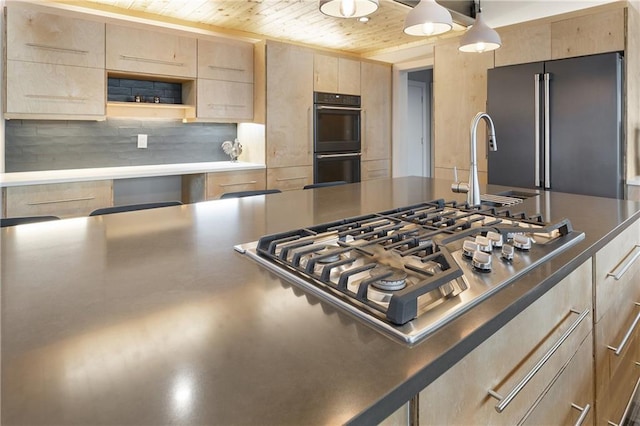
[313,54,361,95]
[4,3,106,120]
[197,38,254,121]
[433,39,493,180]
[266,166,313,192]
[419,260,593,425]
[495,22,552,67]
[106,24,197,78]
[551,8,625,60]
[361,159,390,181]
[3,181,113,219]
[181,170,266,201]
[593,218,640,425]
[265,41,314,170]
[361,61,391,163]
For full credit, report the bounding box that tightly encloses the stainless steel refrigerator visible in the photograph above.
[487,52,624,199]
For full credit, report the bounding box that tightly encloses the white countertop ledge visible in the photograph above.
[628,176,640,186]
[0,162,266,187]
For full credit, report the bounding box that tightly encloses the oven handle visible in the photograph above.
[316,106,362,111]
[316,153,362,159]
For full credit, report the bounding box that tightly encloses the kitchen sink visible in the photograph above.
[480,190,540,207]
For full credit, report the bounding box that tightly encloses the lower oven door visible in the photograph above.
[314,152,361,184]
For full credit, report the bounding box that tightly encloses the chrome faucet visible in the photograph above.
[452,112,498,206]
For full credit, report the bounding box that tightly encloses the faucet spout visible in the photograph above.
[468,112,498,206]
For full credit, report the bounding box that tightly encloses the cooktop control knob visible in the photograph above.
[463,240,479,258]
[513,234,532,250]
[472,250,492,271]
[502,244,514,261]
[487,231,503,248]
[475,236,492,252]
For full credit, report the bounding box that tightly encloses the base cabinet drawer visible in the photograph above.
[520,332,594,426]
[419,260,592,425]
[267,166,313,191]
[4,181,113,218]
[206,169,266,199]
[362,159,390,181]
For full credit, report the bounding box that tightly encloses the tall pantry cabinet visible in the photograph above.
[265,41,315,191]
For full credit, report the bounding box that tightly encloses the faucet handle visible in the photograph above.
[451,166,470,194]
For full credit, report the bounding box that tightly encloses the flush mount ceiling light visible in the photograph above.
[319,0,379,18]
[403,0,453,37]
[459,1,501,53]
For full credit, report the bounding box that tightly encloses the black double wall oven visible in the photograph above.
[313,92,361,184]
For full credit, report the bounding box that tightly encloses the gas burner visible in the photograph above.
[369,266,408,291]
[314,245,342,263]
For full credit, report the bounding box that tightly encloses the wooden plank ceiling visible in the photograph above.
[50,0,465,56]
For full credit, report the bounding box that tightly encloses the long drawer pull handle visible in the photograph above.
[607,303,640,356]
[276,176,306,182]
[607,375,640,426]
[25,94,89,101]
[488,308,589,413]
[607,245,640,280]
[571,403,591,426]
[27,196,95,205]
[368,168,388,172]
[207,103,246,108]
[208,65,246,72]
[120,54,185,67]
[218,181,257,187]
[26,43,89,55]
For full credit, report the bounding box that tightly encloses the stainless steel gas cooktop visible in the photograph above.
[235,199,584,345]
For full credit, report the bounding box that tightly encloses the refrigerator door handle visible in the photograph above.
[534,74,541,187]
[543,72,551,189]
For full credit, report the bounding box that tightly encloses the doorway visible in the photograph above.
[392,66,433,178]
[407,70,433,176]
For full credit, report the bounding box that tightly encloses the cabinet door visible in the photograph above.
[314,55,360,95]
[206,170,266,199]
[106,24,197,78]
[495,22,551,67]
[266,42,314,168]
[197,79,253,121]
[198,38,254,83]
[419,260,592,425]
[267,166,313,191]
[551,8,625,59]
[6,61,105,118]
[362,159,390,181]
[6,3,105,68]
[361,62,391,161]
[5,181,113,218]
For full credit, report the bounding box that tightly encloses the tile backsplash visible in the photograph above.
[5,119,236,172]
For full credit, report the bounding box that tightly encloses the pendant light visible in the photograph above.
[404,0,453,36]
[459,1,501,53]
[319,0,379,18]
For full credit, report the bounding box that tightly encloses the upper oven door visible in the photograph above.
[314,105,361,153]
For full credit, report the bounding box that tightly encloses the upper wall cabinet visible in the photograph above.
[6,3,105,68]
[197,38,254,121]
[106,24,197,78]
[551,8,625,59]
[314,54,361,95]
[4,3,106,120]
[198,38,254,83]
[495,23,552,67]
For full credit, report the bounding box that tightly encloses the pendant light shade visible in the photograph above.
[403,0,453,36]
[319,0,379,18]
[458,10,501,53]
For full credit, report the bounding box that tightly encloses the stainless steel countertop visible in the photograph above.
[2,177,639,425]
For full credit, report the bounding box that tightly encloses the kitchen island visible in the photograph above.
[2,177,639,425]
